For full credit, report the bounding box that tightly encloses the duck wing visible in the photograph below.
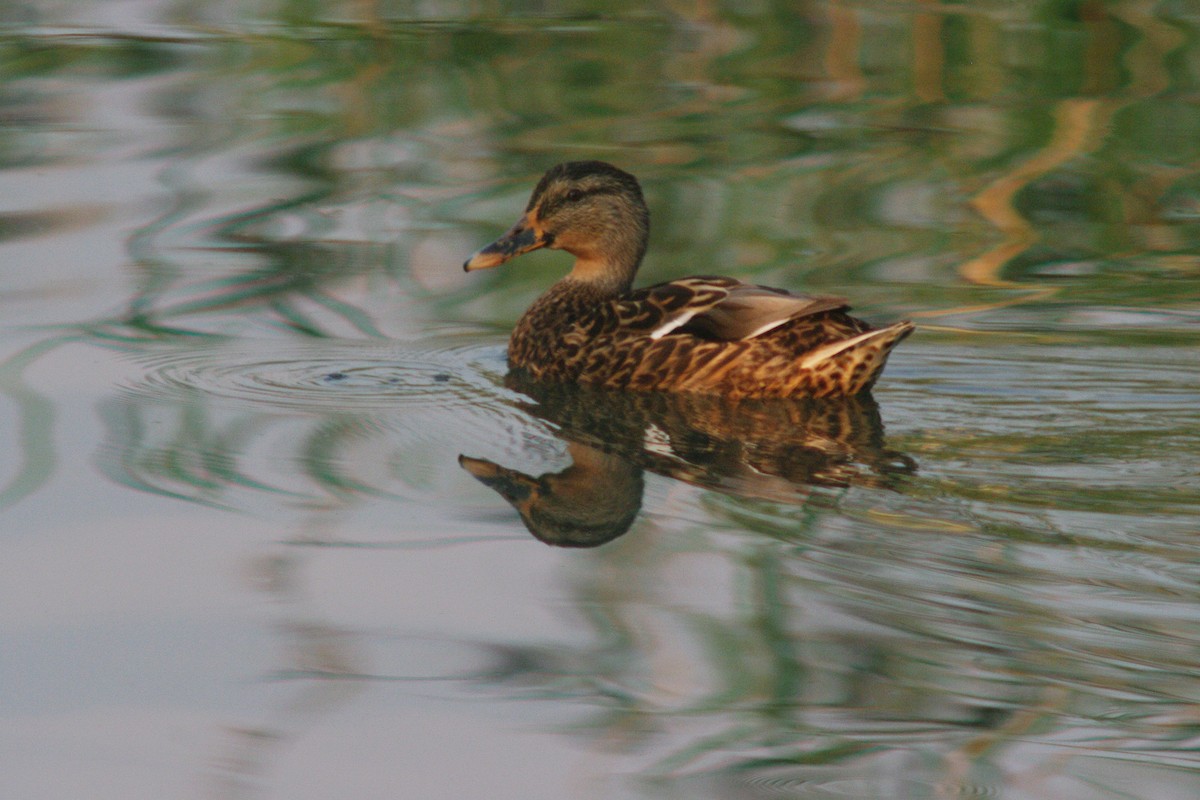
[621,277,849,342]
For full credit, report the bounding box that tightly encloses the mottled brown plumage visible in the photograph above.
[464,161,913,398]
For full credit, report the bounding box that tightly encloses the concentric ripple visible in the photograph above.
[120,338,511,412]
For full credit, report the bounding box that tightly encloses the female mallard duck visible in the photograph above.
[464,161,913,398]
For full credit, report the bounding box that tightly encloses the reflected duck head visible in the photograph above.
[459,443,643,548]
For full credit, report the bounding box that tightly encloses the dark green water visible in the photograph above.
[2,2,1200,798]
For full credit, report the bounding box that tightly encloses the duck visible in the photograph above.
[463,161,913,398]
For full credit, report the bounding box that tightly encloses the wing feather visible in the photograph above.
[682,285,849,340]
[623,279,847,342]
[618,278,848,342]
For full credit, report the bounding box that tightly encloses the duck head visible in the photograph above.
[463,161,650,292]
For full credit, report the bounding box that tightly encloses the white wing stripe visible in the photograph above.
[648,309,699,339]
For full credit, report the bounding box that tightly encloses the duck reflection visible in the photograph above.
[461,374,915,547]
[460,444,643,548]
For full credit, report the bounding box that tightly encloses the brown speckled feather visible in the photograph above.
[465,161,913,398]
[507,275,912,398]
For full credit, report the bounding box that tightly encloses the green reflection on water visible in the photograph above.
[1,1,1199,798]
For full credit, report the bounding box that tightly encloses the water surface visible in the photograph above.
[2,2,1200,798]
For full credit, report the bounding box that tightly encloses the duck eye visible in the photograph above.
[565,189,583,203]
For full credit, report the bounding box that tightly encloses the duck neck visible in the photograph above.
[559,190,650,295]
[564,256,638,297]
[563,222,647,296]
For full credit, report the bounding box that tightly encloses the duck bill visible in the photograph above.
[458,454,536,504]
[463,214,547,271]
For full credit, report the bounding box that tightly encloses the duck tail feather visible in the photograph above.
[798,321,915,394]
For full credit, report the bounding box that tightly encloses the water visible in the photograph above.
[3,2,1200,798]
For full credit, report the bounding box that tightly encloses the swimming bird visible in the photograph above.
[463,161,912,398]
